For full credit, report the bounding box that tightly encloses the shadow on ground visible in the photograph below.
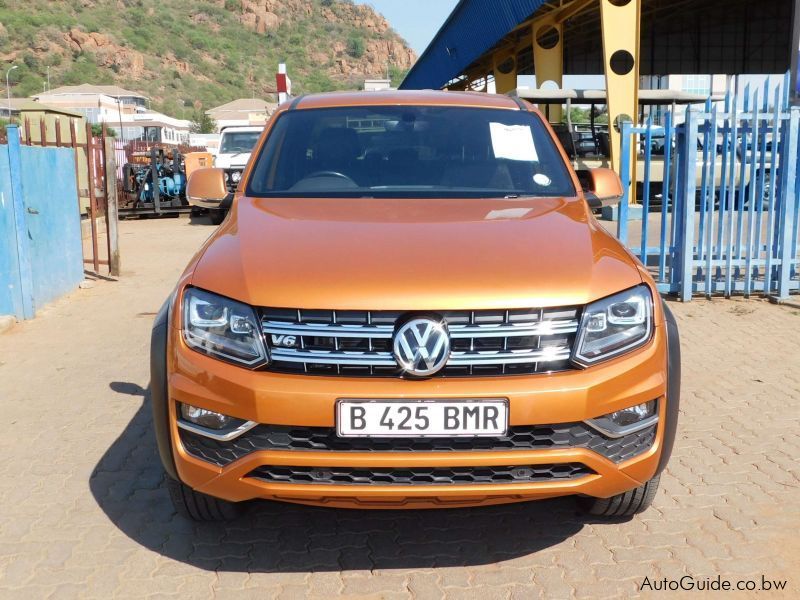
[91,382,613,573]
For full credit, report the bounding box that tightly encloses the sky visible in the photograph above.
[353,0,459,55]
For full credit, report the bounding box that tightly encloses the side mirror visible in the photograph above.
[186,168,229,209]
[576,168,623,209]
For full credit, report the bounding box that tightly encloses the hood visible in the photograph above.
[190,196,642,310]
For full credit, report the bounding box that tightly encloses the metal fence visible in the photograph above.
[617,75,799,301]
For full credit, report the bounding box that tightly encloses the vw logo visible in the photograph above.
[393,318,451,376]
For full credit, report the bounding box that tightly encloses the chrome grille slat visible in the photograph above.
[261,307,579,377]
[448,348,572,366]
[263,321,576,339]
[269,348,396,366]
[263,322,395,338]
[449,322,578,337]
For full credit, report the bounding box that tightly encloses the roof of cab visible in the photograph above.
[286,89,522,111]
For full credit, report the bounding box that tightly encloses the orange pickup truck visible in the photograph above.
[150,90,680,521]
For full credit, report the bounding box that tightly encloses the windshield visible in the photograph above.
[219,131,261,154]
[247,106,575,198]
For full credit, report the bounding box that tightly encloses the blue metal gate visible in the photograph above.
[0,126,84,320]
[616,75,800,301]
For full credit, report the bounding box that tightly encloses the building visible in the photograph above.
[364,79,393,92]
[206,98,277,131]
[640,74,729,123]
[3,98,83,125]
[31,84,190,143]
[33,84,147,124]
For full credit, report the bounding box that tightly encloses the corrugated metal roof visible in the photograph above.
[207,98,277,115]
[34,84,148,99]
[400,0,547,90]
[3,99,83,118]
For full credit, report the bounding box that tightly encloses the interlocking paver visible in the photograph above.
[0,218,798,599]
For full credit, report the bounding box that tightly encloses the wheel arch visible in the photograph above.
[656,301,681,475]
[150,296,179,480]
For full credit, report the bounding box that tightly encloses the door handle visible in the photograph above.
[27,207,39,215]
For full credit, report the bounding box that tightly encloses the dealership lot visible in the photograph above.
[0,217,798,599]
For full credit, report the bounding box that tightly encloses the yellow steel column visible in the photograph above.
[531,19,564,123]
[600,0,640,182]
[492,49,518,94]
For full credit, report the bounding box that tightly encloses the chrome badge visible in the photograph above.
[393,318,451,376]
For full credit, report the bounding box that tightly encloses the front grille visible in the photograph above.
[244,463,594,485]
[179,422,657,467]
[261,307,580,377]
[223,168,243,192]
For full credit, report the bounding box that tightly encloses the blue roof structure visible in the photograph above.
[401,0,793,89]
[400,0,547,90]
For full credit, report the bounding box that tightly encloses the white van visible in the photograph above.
[215,126,264,192]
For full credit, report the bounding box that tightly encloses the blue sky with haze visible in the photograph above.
[353,0,458,55]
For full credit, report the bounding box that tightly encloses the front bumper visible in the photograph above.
[165,322,669,509]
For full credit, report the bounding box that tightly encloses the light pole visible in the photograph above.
[116,97,125,143]
[6,65,18,122]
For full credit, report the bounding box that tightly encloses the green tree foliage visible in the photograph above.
[190,109,217,134]
[90,123,116,137]
[347,36,365,59]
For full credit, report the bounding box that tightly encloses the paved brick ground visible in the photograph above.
[0,217,798,599]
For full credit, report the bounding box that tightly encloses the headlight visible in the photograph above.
[182,287,268,367]
[231,170,242,183]
[573,285,653,365]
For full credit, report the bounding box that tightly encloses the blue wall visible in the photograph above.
[0,127,83,320]
[0,146,23,317]
[19,145,84,309]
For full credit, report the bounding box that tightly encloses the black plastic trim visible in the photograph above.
[219,193,234,211]
[656,301,681,475]
[509,96,528,111]
[150,296,178,480]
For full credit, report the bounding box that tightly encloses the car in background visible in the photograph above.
[189,126,264,224]
[513,88,752,208]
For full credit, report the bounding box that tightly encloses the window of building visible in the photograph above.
[682,75,711,96]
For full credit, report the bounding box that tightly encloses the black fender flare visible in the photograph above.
[656,301,681,475]
[150,296,178,480]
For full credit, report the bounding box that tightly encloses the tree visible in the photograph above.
[90,123,116,137]
[190,109,217,134]
[347,36,365,59]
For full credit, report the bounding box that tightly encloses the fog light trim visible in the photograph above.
[584,401,659,439]
[177,404,258,442]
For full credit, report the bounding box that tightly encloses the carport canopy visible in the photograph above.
[400,0,793,180]
[401,0,793,91]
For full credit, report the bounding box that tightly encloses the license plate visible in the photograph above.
[336,399,508,438]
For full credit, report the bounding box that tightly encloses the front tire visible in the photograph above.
[577,474,661,517]
[166,476,243,522]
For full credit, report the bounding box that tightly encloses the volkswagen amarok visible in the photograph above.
[151,91,680,521]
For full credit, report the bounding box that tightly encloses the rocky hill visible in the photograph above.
[0,0,416,116]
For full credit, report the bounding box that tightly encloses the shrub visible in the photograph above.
[346,35,364,58]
